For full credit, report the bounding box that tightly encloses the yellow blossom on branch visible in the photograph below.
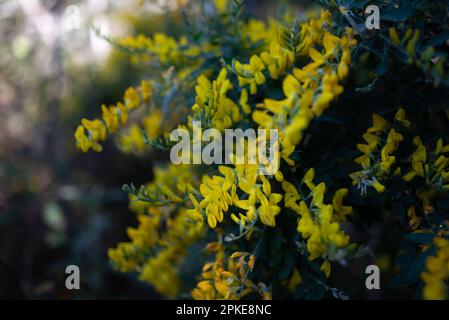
[75,80,153,153]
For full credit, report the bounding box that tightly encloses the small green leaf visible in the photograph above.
[404,233,435,244]
[425,31,449,48]
[391,247,436,287]
[382,6,415,21]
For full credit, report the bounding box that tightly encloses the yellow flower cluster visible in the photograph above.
[233,10,341,96]
[109,207,204,298]
[250,12,356,166]
[109,164,204,298]
[118,33,202,67]
[213,0,229,14]
[186,166,235,229]
[117,110,163,154]
[116,6,278,82]
[389,27,447,84]
[234,44,294,95]
[407,205,421,231]
[402,137,449,214]
[422,237,449,300]
[75,80,152,153]
[240,19,278,49]
[282,168,352,277]
[350,110,407,194]
[186,162,284,230]
[190,69,241,131]
[79,8,367,299]
[294,10,333,57]
[403,137,449,190]
[129,164,197,210]
[231,162,283,228]
[389,27,421,61]
[192,243,270,300]
[213,0,278,46]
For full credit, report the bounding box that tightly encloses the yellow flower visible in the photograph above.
[235,55,266,94]
[250,56,267,85]
[213,0,228,14]
[394,107,411,128]
[124,87,141,110]
[332,188,352,221]
[185,193,204,224]
[239,88,252,114]
[192,281,216,300]
[287,268,302,292]
[108,243,139,273]
[311,71,342,116]
[403,136,449,192]
[81,118,106,142]
[311,92,331,116]
[141,79,152,102]
[379,129,403,174]
[117,124,146,154]
[260,42,294,79]
[143,110,163,138]
[74,119,106,153]
[101,104,121,133]
[407,206,421,230]
[309,47,325,64]
[283,74,301,99]
[320,260,331,278]
[286,172,352,261]
[337,61,349,79]
[282,180,301,213]
[389,28,401,45]
[351,113,404,195]
[403,137,427,180]
[74,82,152,153]
[257,190,282,227]
[371,179,385,193]
[192,245,266,300]
[302,168,316,191]
[248,255,255,271]
[311,182,325,207]
[406,29,420,59]
[422,237,449,300]
[191,69,240,131]
[322,32,340,58]
[355,132,380,167]
[367,114,389,134]
[196,168,235,229]
[252,111,274,128]
[139,250,181,298]
[434,138,449,155]
[74,125,93,153]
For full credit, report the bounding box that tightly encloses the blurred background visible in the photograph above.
[0,0,172,299]
[0,0,290,299]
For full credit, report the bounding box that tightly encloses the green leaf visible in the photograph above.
[425,31,449,48]
[278,250,295,279]
[347,0,370,9]
[404,233,435,245]
[391,247,436,287]
[382,6,416,22]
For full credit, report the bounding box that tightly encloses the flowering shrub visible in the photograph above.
[75,0,449,299]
